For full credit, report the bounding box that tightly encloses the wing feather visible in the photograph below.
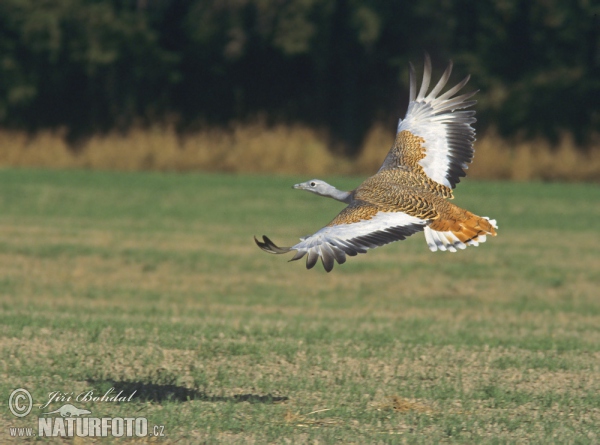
[306,250,319,269]
[290,203,428,271]
[437,74,471,100]
[426,61,453,99]
[408,63,417,103]
[255,201,430,272]
[381,55,478,189]
[416,53,432,101]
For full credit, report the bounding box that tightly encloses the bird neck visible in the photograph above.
[323,187,352,204]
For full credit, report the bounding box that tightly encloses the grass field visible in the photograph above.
[0,169,599,443]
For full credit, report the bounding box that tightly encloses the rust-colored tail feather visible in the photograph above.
[426,207,497,252]
[453,214,497,244]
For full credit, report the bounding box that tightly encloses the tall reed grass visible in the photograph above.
[0,123,598,181]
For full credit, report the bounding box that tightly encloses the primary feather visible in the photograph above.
[255,54,497,272]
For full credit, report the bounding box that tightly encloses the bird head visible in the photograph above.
[293,179,352,203]
[293,179,331,195]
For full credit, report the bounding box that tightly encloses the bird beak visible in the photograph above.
[293,183,302,189]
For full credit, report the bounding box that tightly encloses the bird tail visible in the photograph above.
[425,208,497,252]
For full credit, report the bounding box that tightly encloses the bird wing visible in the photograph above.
[255,200,430,272]
[379,54,477,189]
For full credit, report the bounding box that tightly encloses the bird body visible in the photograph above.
[256,54,497,272]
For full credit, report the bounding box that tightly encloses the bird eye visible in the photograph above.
[310,182,316,187]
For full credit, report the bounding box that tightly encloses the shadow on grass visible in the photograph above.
[87,379,289,404]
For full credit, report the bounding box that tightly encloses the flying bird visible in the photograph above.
[255,54,497,272]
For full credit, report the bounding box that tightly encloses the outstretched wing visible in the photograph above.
[255,201,430,272]
[380,54,477,189]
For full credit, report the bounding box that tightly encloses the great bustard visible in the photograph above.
[255,54,497,272]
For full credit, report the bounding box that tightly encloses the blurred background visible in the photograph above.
[0,0,598,180]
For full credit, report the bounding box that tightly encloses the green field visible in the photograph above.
[1,169,599,443]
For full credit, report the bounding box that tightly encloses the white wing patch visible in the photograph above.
[290,211,428,271]
[396,55,477,189]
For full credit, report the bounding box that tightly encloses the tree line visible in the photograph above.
[0,0,598,153]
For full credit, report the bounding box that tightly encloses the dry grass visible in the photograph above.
[0,122,598,180]
[0,123,341,176]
